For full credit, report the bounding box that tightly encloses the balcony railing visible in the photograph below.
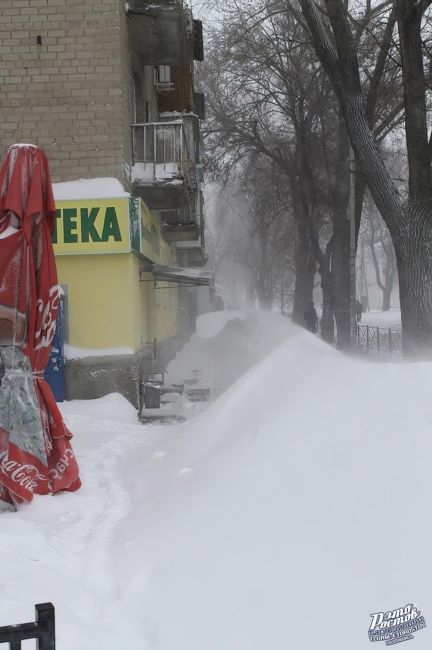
[126,0,182,11]
[132,121,197,189]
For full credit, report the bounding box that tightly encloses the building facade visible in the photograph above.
[0,0,209,402]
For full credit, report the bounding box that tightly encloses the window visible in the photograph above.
[154,65,172,88]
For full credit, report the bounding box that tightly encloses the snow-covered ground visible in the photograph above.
[361,308,402,328]
[1,310,431,650]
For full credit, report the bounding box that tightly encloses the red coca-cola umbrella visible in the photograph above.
[0,144,80,507]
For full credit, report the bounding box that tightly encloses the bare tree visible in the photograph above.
[299,0,432,356]
[241,157,296,309]
[205,163,295,310]
[203,0,404,347]
[361,198,398,310]
[202,4,345,339]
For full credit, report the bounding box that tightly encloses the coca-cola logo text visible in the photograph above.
[49,448,74,480]
[34,284,61,351]
[0,450,47,492]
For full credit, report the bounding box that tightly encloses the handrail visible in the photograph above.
[132,120,183,127]
[0,603,55,649]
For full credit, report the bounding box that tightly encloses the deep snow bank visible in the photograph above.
[1,311,432,650]
[166,310,296,399]
[116,323,432,650]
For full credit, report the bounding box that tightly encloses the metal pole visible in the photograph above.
[36,603,56,650]
[349,150,357,347]
[367,325,370,351]
[180,124,183,174]
[153,125,156,178]
[143,125,147,163]
[377,327,380,354]
[389,328,392,353]
[361,252,370,312]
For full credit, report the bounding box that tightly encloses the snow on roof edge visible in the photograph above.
[52,178,130,201]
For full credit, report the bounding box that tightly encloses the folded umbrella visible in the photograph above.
[0,144,80,507]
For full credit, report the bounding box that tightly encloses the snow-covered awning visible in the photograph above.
[141,263,212,286]
[52,178,130,201]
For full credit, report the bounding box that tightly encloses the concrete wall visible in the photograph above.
[64,353,140,407]
[64,333,187,408]
[119,0,134,181]
[0,0,132,186]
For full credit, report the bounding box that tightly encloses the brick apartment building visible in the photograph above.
[0,0,209,404]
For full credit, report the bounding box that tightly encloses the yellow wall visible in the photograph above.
[57,254,136,350]
[129,255,178,348]
[155,279,178,341]
[56,253,178,352]
[54,197,178,352]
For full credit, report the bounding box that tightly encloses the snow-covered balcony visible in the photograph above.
[176,239,207,267]
[132,121,200,239]
[155,187,204,244]
[175,196,206,265]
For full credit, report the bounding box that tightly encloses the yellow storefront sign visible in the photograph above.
[139,200,174,265]
[53,197,130,255]
[140,201,161,262]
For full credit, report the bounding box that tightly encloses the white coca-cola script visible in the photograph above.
[49,448,74,480]
[34,284,61,351]
[0,450,47,491]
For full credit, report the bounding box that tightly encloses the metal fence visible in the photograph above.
[356,324,403,355]
[0,603,55,649]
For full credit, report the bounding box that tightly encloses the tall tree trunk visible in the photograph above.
[331,117,352,349]
[292,221,315,324]
[256,279,273,310]
[369,224,396,312]
[256,264,273,310]
[382,245,396,311]
[394,212,432,355]
[354,160,366,246]
[256,221,273,310]
[332,242,351,347]
[382,287,392,311]
[320,269,335,343]
[300,0,432,356]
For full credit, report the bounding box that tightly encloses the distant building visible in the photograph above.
[0,0,210,403]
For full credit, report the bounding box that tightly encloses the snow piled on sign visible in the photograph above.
[1,310,431,650]
[52,177,130,201]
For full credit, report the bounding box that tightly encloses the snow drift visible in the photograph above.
[1,311,431,650]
